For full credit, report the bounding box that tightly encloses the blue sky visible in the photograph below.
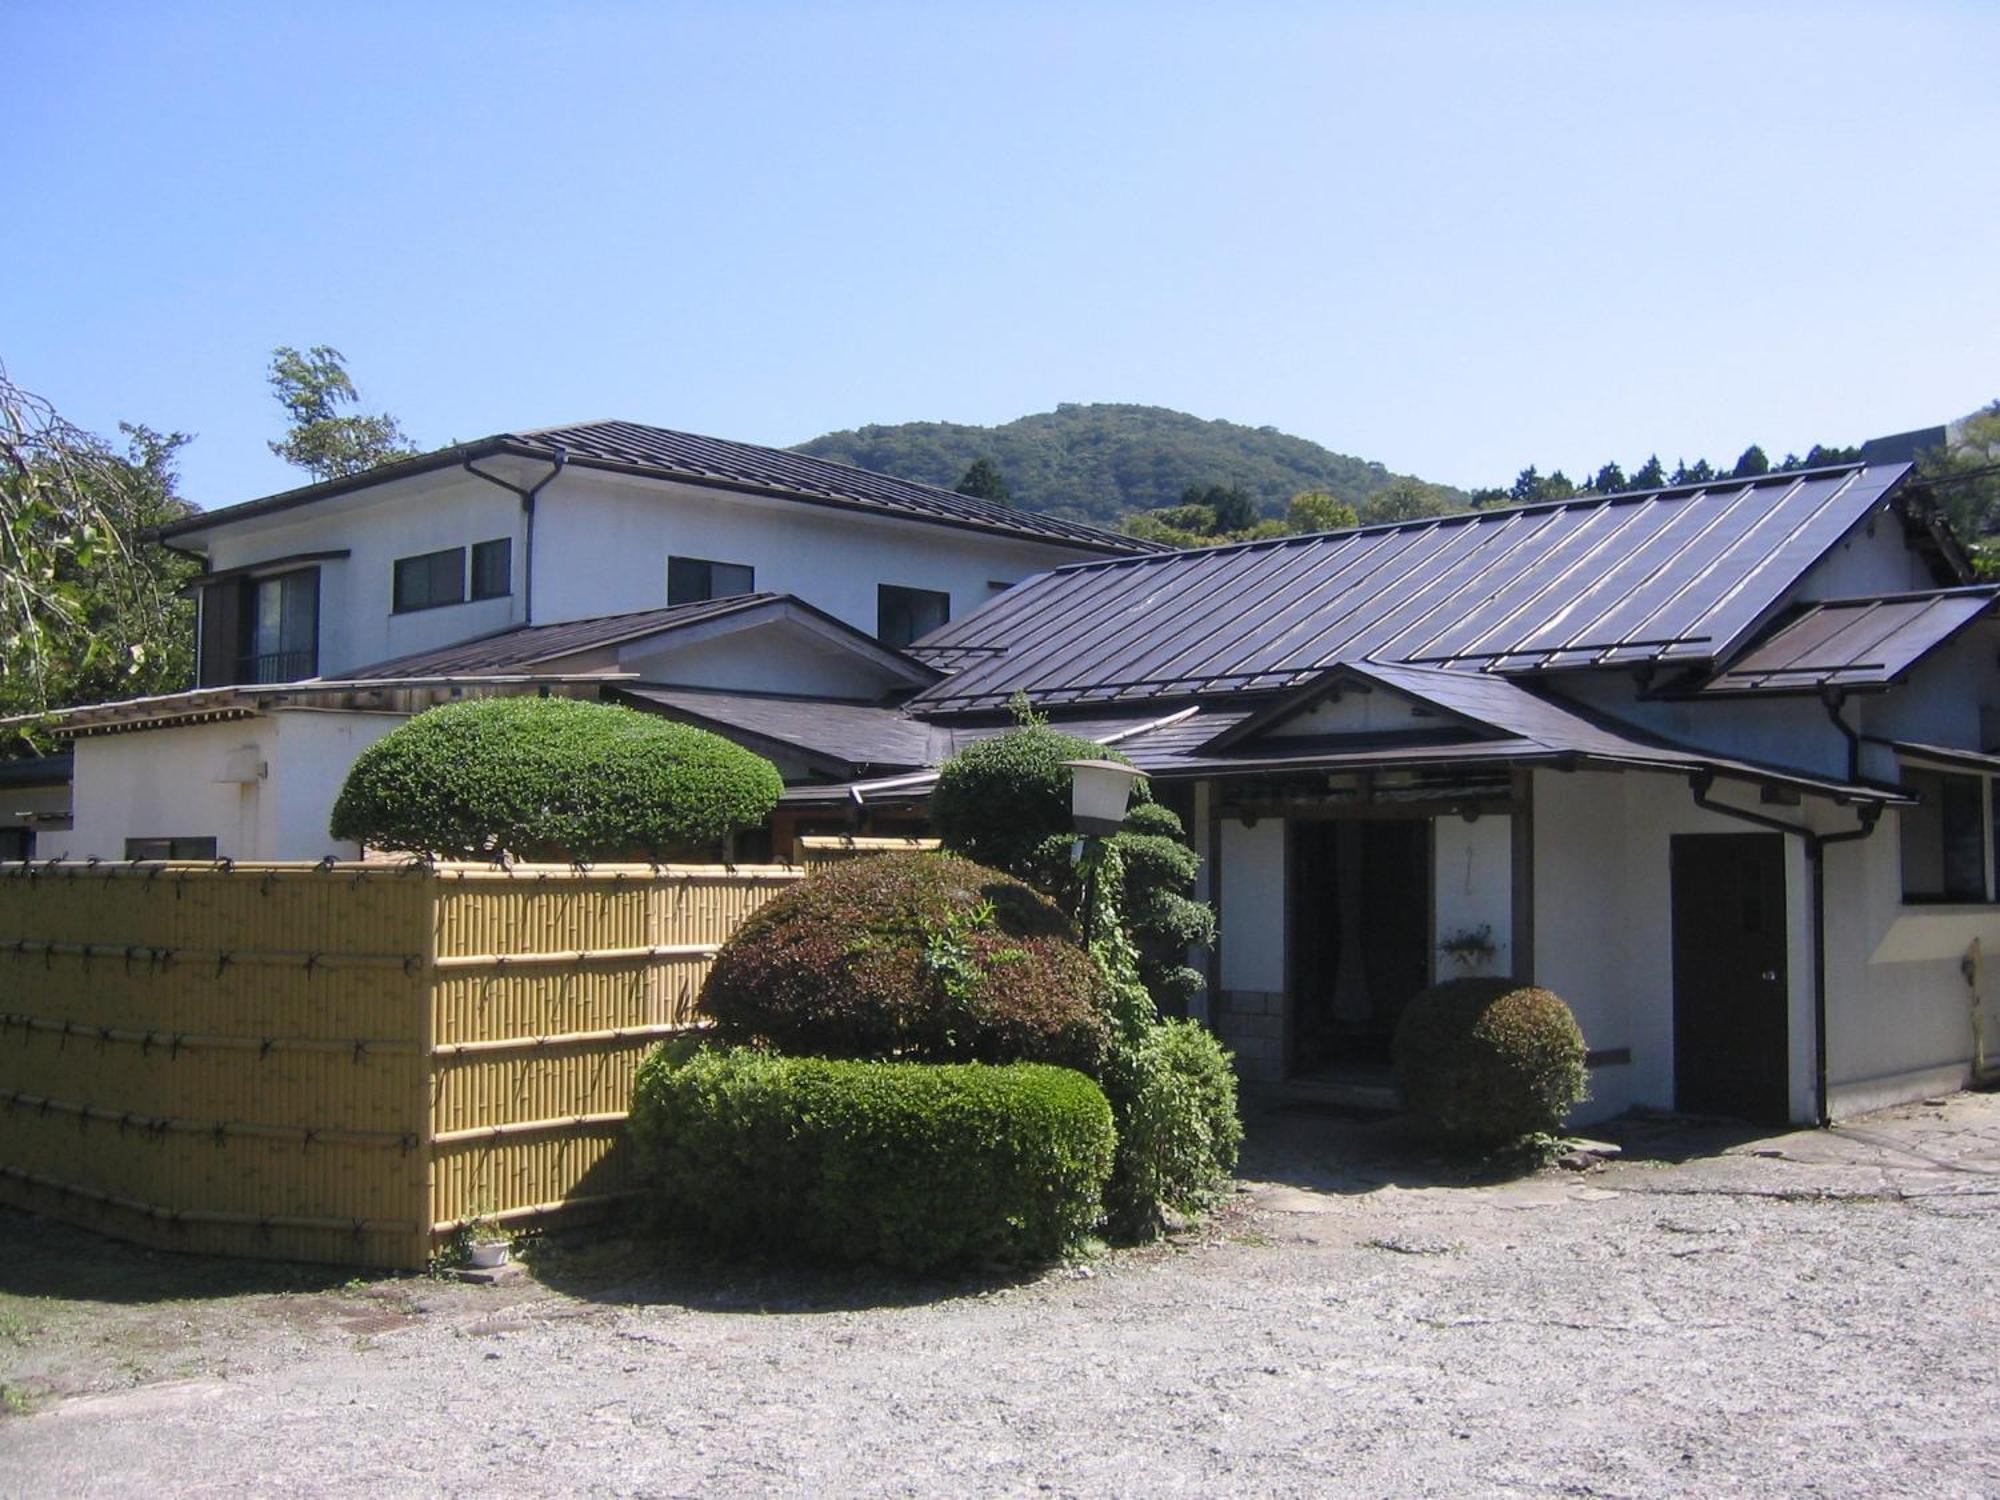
[5,2,1996,510]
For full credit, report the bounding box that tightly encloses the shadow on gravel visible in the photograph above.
[1237,1092,1798,1196]
[0,1208,360,1305]
[517,1206,1060,1315]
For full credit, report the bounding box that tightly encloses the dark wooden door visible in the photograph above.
[1671,833,1790,1122]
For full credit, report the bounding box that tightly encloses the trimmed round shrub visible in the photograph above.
[1100,1019,1243,1235]
[1391,979,1588,1145]
[629,1046,1116,1270]
[698,852,1114,1073]
[329,696,782,860]
[930,725,1148,875]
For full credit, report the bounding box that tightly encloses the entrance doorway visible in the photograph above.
[1670,832,1790,1122]
[1290,819,1433,1073]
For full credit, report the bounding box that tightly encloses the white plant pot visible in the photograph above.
[467,1239,510,1269]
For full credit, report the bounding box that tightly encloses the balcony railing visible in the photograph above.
[235,648,318,685]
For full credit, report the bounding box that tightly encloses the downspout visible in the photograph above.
[1821,687,1861,785]
[1688,771,1882,1126]
[461,448,567,626]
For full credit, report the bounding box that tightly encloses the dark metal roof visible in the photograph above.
[613,686,946,774]
[157,422,1163,558]
[1860,426,1949,466]
[906,464,1915,712]
[338,595,787,679]
[780,670,1905,807]
[1694,586,2000,696]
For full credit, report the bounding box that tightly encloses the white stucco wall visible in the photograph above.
[1530,768,1816,1123]
[184,461,1108,682]
[1819,800,1999,1116]
[1432,813,1512,979]
[67,710,403,862]
[1217,816,1286,993]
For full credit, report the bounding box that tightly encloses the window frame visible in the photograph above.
[392,546,468,614]
[470,537,512,601]
[666,555,756,607]
[877,583,951,649]
[1898,760,1997,906]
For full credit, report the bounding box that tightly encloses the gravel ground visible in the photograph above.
[3,1091,1998,1498]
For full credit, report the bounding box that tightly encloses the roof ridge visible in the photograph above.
[1039,461,1896,578]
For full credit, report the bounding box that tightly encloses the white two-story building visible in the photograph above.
[15,420,1155,862]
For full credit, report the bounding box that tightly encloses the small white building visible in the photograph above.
[20,422,1153,862]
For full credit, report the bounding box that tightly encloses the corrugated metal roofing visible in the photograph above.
[908,464,1914,712]
[506,421,1164,555]
[337,596,782,680]
[1694,585,1999,695]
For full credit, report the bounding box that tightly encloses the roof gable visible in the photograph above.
[1691,585,2000,696]
[908,464,1914,713]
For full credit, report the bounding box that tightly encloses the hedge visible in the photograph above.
[629,1046,1116,1270]
[1392,978,1589,1145]
[698,852,1114,1074]
[329,696,782,860]
[1099,1018,1243,1234]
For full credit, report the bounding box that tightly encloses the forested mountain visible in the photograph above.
[794,403,1459,525]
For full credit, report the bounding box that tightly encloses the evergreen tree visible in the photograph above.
[954,457,1013,507]
[1731,444,1771,478]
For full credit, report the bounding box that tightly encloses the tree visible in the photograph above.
[1731,444,1771,478]
[1,367,199,747]
[1629,454,1666,490]
[1359,476,1460,524]
[1181,483,1256,533]
[953,457,1013,507]
[1508,466,1543,505]
[1918,399,2000,552]
[1588,461,1627,494]
[1286,489,1359,533]
[267,345,418,481]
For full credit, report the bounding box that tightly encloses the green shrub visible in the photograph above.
[329,696,782,860]
[697,852,1113,1074]
[1391,979,1588,1146]
[1099,1019,1243,1235]
[629,1046,1116,1270]
[930,724,1149,875]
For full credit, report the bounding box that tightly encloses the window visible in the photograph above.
[471,538,512,600]
[124,837,219,861]
[393,547,466,613]
[1900,767,1988,903]
[878,584,950,648]
[667,556,755,606]
[199,567,320,686]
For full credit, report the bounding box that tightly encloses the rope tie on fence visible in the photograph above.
[256,1216,274,1238]
[301,1129,319,1151]
[315,855,337,873]
[84,857,100,871]
[216,857,233,873]
[303,952,321,976]
[259,1038,274,1060]
[351,1040,368,1064]
[58,1019,71,1051]
[403,955,418,977]
[212,1123,227,1148]
[168,1033,184,1060]
[398,1132,416,1155]
[216,952,232,978]
[260,871,277,896]
[350,1219,366,1240]
[98,1025,113,1050]
[140,1031,154,1057]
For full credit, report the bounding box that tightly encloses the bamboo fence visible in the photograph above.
[0,859,802,1268]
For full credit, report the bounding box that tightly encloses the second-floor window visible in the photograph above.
[668,556,755,606]
[200,567,320,686]
[393,547,466,613]
[878,584,950,648]
[471,538,512,600]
